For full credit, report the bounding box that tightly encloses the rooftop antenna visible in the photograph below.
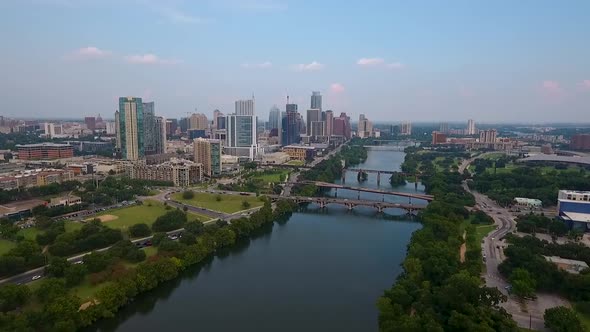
[287,95,290,104]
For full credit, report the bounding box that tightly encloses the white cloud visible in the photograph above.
[386,62,404,69]
[64,46,111,60]
[293,61,324,71]
[124,54,181,65]
[357,57,384,66]
[241,61,272,69]
[330,83,345,93]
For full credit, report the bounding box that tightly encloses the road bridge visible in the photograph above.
[269,195,426,213]
[304,181,434,202]
[343,168,421,185]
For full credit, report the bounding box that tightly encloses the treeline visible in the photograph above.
[293,145,367,196]
[515,214,568,237]
[470,167,590,206]
[0,199,298,331]
[470,155,518,174]
[0,180,81,204]
[401,147,469,175]
[79,177,172,206]
[378,168,517,330]
[499,235,590,303]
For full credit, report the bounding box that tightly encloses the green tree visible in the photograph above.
[242,200,251,209]
[129,223,152,238]
[509,268,536,298]
[152,210,187,232]
[544,306,584,332]
[152,232,167,246]
[0,284,31,312]
[82,251,111,273]
[184,221,204,236]
[182,190,194,199]
[179,233,197,245]
[35,278,67,304]
[45,257,71,278]
[64,264,87,286]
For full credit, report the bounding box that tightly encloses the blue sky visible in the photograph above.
[1,0,589,123]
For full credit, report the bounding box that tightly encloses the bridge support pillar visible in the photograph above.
[342,172,346,184]
[334,188,337,198]
[357,191,361,200]
[320,201,326,209]
[377,206,384,213]
[347,204,354,211]
[377,171,381,186]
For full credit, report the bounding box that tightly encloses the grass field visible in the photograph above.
[17,227,43,241]
[173,192,264,214]
[96,200,209,234]
[574,303,590,331]
[286,160,304,166]
[0,239,16,255]
[475,224,496,243]
[72,278,113,302]
[251,170,290,183]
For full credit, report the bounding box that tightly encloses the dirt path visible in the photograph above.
[459,230,467,263]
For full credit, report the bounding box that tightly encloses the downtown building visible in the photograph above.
[125,158,203,187]
[357,114,373,138]
[17,143,74,160]
[116,97,166,161]
[332,112,351,139]
[225,98,258,160]
[194,138,222,177]
[281,103,301,146]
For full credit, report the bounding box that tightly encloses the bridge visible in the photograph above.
[270,195,426,213]
[304,181,434,202]
[364,145,407,151]
[343,168,421,185]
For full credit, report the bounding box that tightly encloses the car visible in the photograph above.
[73,261,84,265]
[496,211,502,215]
[31,275,41,281]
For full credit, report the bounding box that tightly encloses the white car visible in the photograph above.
[31,275,41,281]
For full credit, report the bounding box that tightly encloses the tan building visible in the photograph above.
[49,195,82,208]
[262,152,290,164]
[283,145,316,161]
[479,129,497,143]
[0,169,74,190]
[125,158,203,187]
[189,113,208,130]
[194,138,222,177]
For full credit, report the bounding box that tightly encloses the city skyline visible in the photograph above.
[1,1,589,122]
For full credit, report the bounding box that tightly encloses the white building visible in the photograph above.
[235,99,255,116]
[467,119,476,135]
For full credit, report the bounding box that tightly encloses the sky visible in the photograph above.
[0,0,589,123]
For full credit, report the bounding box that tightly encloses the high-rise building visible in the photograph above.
[467,119,476,135]
[165,119,178,137]
[268,105,281,130]
[179,117,189,133]
[571,134,590,151]
[213,110,223,128]
[225,114,257,159]
[216,116,226,130]
[117,97,144,160]
[194,138,223,177]
[333,112,351,139]
[479,129,497,143]
[43,123,63,138]
[143,102,157,155]
[324,110,334,137]
[400,122,412,135]
[432,131,447,144]
[85,117,96,131]
[439,122,449,134]
[155,116,167,154]
[306,109,321,136]
[105,122,116,135]
[189,113,208,130]
[281,110,300,146]
[235,99,255,116]
[311,91,322,111]
[125,158,203,187]
[358,114,373,138]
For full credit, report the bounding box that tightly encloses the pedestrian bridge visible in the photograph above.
[305,181,434,202]
[270,195,426,213]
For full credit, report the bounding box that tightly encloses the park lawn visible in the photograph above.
[72,278,113,302]
[0,239,16,255]
[286,160,304,166]
[173,192,264,214]
[65,220,83,232]
[252,170,290,183]
[475,225,496,244]
[17,227,43,241]
[96,200,209,234]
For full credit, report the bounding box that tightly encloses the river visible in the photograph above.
[89,150,424,332]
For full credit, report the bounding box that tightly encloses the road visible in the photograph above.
[459,155,566,331]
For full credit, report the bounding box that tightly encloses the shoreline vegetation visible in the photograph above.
[377,147,519,331]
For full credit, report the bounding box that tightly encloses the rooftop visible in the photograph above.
[544,255,589,274]
[514,197,543,205]
[16,143,73,148]
[283,145,316,150]
[561,212,590,223]
[519,154,590,166]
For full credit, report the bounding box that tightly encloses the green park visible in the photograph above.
[172,192,265,214]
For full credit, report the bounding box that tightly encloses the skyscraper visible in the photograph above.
[439,122,449,134]
[179,117,189,133]
[154,116,167,154]
[333,112,351,139]
[194,138,222,177]
[143,102,157,155]
[235,99,255,116]
[358,114,373,138]
[189,113,208,130]
[85,117,96,131]
[400,122,412,135]
[117,97,144,160]
[213,110,223,128]
[306,109,321,136]
[324,110,334,137]
[467,119,476,135]
[311,91,322,111]
[226,114,257,159]
[479,129,497,143]
[268,105,281,130]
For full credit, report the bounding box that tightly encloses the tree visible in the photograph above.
[0,284,31,312]
[242,200,251,209]
[152,210,187,232]
[179,233,197,245]
[35,278,67,304]
[45,257,71,278]
[64,264,87,286]
[184,221,204,236]
[215,195,222,202]
[152,232,167,246]
[544,306,584,332]
[182,190,194,199]
[509,268,536,298]
[82,251,111,273]
[129,223,152,238]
